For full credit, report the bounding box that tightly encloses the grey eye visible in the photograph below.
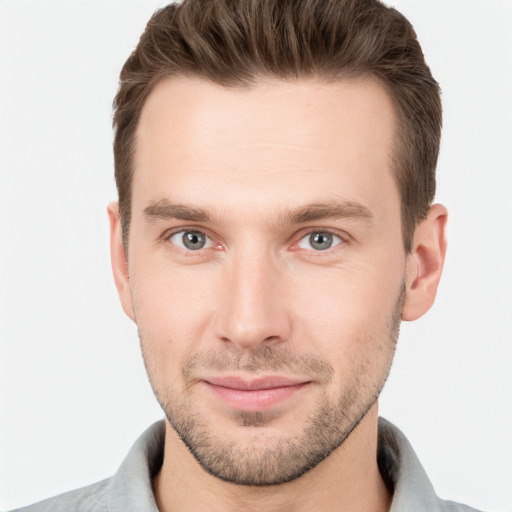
[298,232,342,251]
[169,230,211,250]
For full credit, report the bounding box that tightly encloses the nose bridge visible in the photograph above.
[214,242,291,349]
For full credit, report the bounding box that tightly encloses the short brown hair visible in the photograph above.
[113,0,441,252]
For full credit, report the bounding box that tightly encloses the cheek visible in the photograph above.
[287,260,403,362]
[130,260,220,359]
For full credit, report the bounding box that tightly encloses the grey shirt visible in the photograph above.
[11,418,483,511]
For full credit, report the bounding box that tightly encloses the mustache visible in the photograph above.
[182,345,334,384]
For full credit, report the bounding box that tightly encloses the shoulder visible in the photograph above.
[378,418,490,512]
[8,421,165,512]
[439,500,486,512]
[442,501,488,512]
[9,478,111,512]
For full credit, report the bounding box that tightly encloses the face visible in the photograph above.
[119,77,409,485]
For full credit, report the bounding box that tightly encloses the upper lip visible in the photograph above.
[204,375,310,390]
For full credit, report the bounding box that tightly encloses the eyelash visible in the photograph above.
[163,227,348,255]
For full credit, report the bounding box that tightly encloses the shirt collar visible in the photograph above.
[377,417,444,511]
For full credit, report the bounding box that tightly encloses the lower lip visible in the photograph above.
[204,382,309,412]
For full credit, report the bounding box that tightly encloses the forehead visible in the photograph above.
[132,76,398,218]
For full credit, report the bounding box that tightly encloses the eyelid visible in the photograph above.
[163,225,209,239]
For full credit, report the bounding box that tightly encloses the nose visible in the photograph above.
[213,248,292,351]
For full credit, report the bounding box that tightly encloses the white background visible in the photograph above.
[0,1,511,510]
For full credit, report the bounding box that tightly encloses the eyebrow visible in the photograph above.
[143,199,373,225]
[282,202,374,224]
[144,200,211,222]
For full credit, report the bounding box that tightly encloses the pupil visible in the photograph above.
[311,233,332,250]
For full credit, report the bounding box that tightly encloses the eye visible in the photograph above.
[297,231,342,251]
[168,230,212,251]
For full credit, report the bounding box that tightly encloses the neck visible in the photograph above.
[153,404,391,512]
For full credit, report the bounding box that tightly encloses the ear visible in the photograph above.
[107,202,135,322]
[402,203,448,321]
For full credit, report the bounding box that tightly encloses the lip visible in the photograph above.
[202,376,311,412]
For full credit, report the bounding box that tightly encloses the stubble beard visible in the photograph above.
[139,286,404,486]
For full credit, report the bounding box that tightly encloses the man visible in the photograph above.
[9,0,487,511]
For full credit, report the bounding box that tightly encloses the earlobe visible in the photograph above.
[107,202,135,321]
[402,204,448,321]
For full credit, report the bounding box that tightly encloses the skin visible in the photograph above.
[108,77,447,512]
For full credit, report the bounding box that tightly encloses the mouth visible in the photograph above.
[201,375,312,412]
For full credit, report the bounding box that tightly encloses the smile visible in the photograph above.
[202,376,311,412]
